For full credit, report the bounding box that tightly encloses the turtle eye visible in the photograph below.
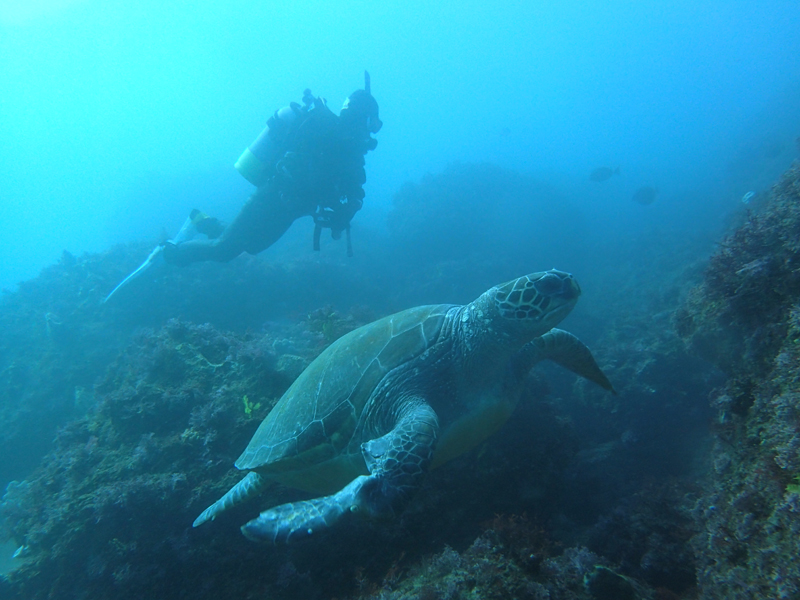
[533,273,565,296]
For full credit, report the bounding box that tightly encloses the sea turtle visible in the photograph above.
[193,269,614,542]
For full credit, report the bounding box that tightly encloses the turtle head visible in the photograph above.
[493,270,580,325]
[469,270,580,348]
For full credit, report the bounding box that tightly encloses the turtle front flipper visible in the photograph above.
[241,399,439,543]
[241,475,371,543]
[193,471,267,527]
[522,328,615,393]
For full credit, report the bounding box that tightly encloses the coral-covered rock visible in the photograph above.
[0,319,318,599]
[678,165,800,599]
[676,165,800,379]
[0,238,389,494]
[0,160,733,600]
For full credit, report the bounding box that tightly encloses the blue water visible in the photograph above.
[1,0,798,290]
[1,2,800,596]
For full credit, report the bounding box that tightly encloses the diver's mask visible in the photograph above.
[340,71,382,135]
[341,91,382,134]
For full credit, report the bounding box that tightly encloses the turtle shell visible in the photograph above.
[235,304,451,480]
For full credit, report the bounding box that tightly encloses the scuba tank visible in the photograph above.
[234,105,298,187]
[234,90,316,186]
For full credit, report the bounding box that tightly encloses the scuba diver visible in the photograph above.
[104,72,381,302]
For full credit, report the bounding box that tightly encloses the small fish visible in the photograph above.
[589,166,621,182]
[632,186,658,205]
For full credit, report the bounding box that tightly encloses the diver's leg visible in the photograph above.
[236,186,312,255]
[162,229,248,266]
[164,186,307,266]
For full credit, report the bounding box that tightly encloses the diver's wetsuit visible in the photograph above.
[164,105,371,266]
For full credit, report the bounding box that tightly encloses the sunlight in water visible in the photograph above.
[0,0,88,26]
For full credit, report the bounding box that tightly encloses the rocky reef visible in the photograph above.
[0,316,359,599]
[0,239,389,492]
[676,164,800,599]
[0,275,707,599]
[0,312,680,600]
[0,160,753,599]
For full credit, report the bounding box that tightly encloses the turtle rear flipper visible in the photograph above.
[193,471,267,527]
[241,400,439,543]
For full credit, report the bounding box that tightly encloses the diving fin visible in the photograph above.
[102,214,200,303]
[102,244,165,303]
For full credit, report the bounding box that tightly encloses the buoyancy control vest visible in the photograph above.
[234,90,325,188]
[234,91,360,255]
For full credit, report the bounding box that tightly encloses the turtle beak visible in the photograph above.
[563,274,581,300]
